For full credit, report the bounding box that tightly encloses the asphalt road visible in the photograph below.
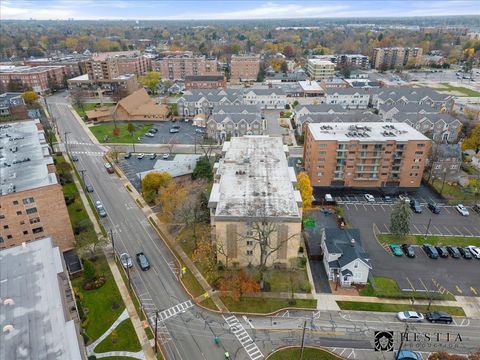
[46,92,480,359]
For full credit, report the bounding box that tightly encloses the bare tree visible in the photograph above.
[166,137,179,156]
[70,88,85,111]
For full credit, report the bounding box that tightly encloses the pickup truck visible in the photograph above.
[136,252,150,271]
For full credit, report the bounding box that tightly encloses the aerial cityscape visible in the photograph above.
[1,1,480,360]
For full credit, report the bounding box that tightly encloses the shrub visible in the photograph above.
[83,259,97,282]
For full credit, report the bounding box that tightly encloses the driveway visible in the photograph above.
[263,110,283,136]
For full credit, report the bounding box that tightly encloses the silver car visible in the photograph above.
[120,253,133,268]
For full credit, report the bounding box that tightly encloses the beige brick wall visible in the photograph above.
[0,184,75,252]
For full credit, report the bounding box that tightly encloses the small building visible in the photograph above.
[298,81,324,97]
[138,154,203,183]
[243,88,287,109]
[0,92,28,119]
[184,75,226,90]
[86,88,169,122]
[428,144,462,182]
[320,78,349,90]
[325,88,371,109]
[306,59,335,80]
[0,237,85,359]
[321,228,372,287]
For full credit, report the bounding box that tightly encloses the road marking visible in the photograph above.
[455,285,463,294]
[418,278,429,291]
[154,300,194,322]
[463,226,474,236]
[441,226,453,236]
[383,224,390,233]
[443,207,451,214]
[354,203,358,210]
[362,204,368,211]
[339,348,347,356]
[223,314,264,360]
[471,287,478,295]
[405,277,415,291]
[452,226,463,236]
[242,315,255,329]
[412,224,422,233]
[432,225,442,234]
[347,349,356,359]
[344,204,350,210]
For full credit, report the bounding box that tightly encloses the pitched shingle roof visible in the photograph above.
[323,228,371,268]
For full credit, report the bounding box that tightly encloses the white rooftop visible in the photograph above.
[298,81,323,92]
[308,59,334,66]
[0,237,83,360]
[210,136,301,220]
[308,122,430,142]
[137,154,202,179]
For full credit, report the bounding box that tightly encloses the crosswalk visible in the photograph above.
[223,314,264,360]
[70,151,104,156]
[153,300,194,323]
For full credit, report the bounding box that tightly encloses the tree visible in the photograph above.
[297,172,313,210]
[280,61,289,74]
[127,123,136,138]
[70,88,85,112]
[429,352,471,360]
[192,156,213,181]
[219,270,260,301]
[142,171,172,203]
[462,124,480,152]
[56,160,72,176]
[82,259,97,281]
[138,71,161,94]
[158,181,188,222]
[389,200,411,238]
[192,235,217,282]
[257,62,267,82]
[22,90,38,105]
[77,231,108,260]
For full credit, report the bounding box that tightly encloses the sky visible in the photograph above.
[1,0,479,20]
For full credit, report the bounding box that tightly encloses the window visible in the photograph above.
[246,240,253,246]
[362,144,368,149]
[7,235,12,239]
[3,225,8,229]
[317,172,324,177]
[0,236,3,243]
[412,166,420,170]
[16,211,22,215]
[354,261,359,269]
[317,165,324,169]
[0,214,4,219]
[417,143,425,147]
[354,272,362,280]
[319,151,326,155]
[319,144,327,148]
[246,250,253,256]
[450,164,458,169]
[26,208,37,215]
[415,151,423,155]
[414,158,421,163]
[32,227,44,234]
[22,197,34,205]
[29,217,40,224]
[410,173,418,177]
[23,230,28,235]
[13,200,19,205]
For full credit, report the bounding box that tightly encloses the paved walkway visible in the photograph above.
[86,309,130,355]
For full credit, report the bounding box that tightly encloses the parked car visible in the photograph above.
[364,194,375,202]
[426,311,453,324]
[124,152,132,159]
[399,194,410,203]
[104,162,114,174]
[162,153,169,160]
[172,124,180,129]
[149,153,157,160]
[410,200,422,213]
[401,244,415,258]
[71,154,79,162]
[195,128,204,134]
[446,246,461,258]
[120,253,133,269]
[395,351,422,360]
[145,132,155,137]
[149,128,158,133]
[136,252,150,271]
[455,204,469,216]
[473,204,480,213]
[458,247,473,259]
[169,128,179,133]
[467,246,480,259]
[86,184,94,193]
[383,195,393,203]
[396,311,424,322]
[390,244,403,257]
[137,153,145,159]
[324,194,334,203]
[422,244,439,259]
[435,246,449,258]
[427,202,441,214]
[95,200,107,217]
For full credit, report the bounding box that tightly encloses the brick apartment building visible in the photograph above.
[0,65,66,94]
[230,54,261,83]
[372,47,423,70]
[23,57,88,78]
[67,73,139,100]
[80,51,151,80]
[0,120,75,251]
[303,122,431,188]
[184,75,226,89]
[152,53,220,81]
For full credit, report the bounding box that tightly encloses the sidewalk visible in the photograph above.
[64,155,156,360]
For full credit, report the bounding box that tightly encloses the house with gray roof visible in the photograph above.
[374,87,454,112]
[295,104,348,117]
[177,89,243,117]
[428,143,462,182]
[325,88,372,109]
[321,228,372,287]
[378,103,439,120]
[208,104,265,141]
[243,88,287,109]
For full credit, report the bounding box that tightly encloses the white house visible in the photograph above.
[321,228,372,287]
[243,89,287,109]
[325,88,371,110]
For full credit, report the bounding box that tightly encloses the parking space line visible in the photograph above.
[452,226,463,236]
[473,226,480,236]
[418,278,429,291]
[370,205,377,212]
[383,224,390,233]
[463,226,474,236]
[412,224,422,234]
[362,204,368,211]
[344,204,350,210]
[441,226,453,236]
[443,207,451,214]
[405,277,415,291]
[431,225,442,235]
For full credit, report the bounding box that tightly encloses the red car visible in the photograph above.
[104,162,114,174]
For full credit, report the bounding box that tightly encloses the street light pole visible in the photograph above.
[300,319,307,360]
[109,228,115,255]
[440,168,447,196]
[424,218,432,241]
[79,169,86,188]
[154,310,159,354]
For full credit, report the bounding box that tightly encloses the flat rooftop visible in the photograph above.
[308,122,430,142]
[138,154,202,179]
[0,120,57,195]
[0,65,63,74]
[308,59,334,66]
[210,136,301,220]
[0,237,83,360]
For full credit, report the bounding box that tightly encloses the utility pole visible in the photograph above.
[64,131,70,155]
[109,228,115,255]
[395,324,409,360]
[79,170,86,188]
[424,218,432,241]
[300,319,307,360]
[154,310,159,354]
[440,168,447,195]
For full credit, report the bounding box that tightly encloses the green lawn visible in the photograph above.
[378,234,480,247]
[264,268,310,293]
[90,123,152,143]
[72,254,126,341]
[336,301,465,316]
[221,296,316,313]
[438,83,480,97]
[94,319,142,353]
[73,103,114,119]
[429,178,472,201]
[268,347,342,360]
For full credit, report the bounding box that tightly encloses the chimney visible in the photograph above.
[350,239,356,247]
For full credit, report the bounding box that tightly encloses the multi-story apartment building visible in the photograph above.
[243,88,287,109]
[209,136,302,268]
[306,59,335,80]
[325,88,371,109]
[372,47,423,70]
[0,92,28,119]
[0,65,66,94]
[152,54,220,81]
[0,120,75,251]
[311,55,370,69]
[185,75,226,89]
[230,54,261,83]
[303,122,431,188]
[67,73,139,100]
[23,56,88,78]
[80,51,151,80]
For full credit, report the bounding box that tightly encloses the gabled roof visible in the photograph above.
[323,228,371,269]
[244,88,286,96]
[296,104,347,114]
[326,88,372,96]
[391,112,460,126]
[117,88,168,116]
[377,87,452,102]
[298,112,382,125]
[212,113,262,124]
[213,104,261,114]
[379,102,439,115]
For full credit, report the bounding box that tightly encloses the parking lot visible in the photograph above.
[138,120,204,145]
[342,196,480,297]
[118,155,168,190]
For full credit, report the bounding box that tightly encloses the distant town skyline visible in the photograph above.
[1,0,479,20]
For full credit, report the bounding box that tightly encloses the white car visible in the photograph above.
[396,311,424,322]
[399,195,411,203]
[145,132,155,137]
[162,154,169,160]
[364,194,375,202]
[137,153,145,159]
[120,253,133,268]
[468,246,480,259]
[455,204,469,216]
